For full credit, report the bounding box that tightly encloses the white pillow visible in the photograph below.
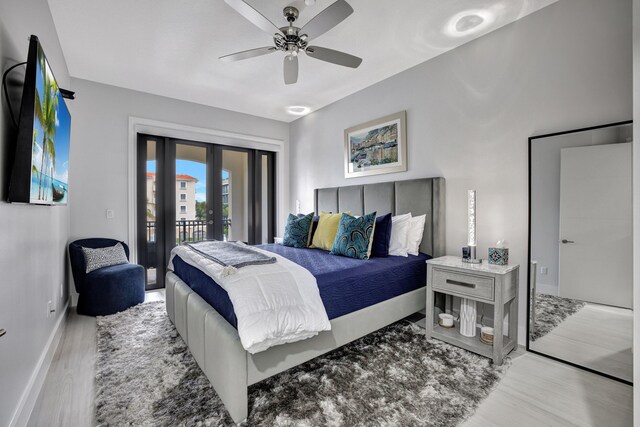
[407,214,426,256]
[389,213,412,257]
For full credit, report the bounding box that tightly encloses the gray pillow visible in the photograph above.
[82,243,128,273]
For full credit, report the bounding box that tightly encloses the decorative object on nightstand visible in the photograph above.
[488,240,509,265]
[480,327,494,345]
[438,313,454,328]
[425,256,519,365]
[274,237,284,245]
[462,190,481,264]
[459,299,477,337]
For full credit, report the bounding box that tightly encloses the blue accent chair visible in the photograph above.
[69,238,145,316]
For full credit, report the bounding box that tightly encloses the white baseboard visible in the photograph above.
[9,301,69,427]
[536,283,558,296]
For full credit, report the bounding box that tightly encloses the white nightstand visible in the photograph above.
[425,256,519,365]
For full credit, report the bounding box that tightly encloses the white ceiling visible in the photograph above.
[48,0,556,122]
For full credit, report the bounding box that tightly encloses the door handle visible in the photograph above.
[0,329,6,338]
[561,239,575,244]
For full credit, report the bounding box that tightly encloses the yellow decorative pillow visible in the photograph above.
[310,211,351,251]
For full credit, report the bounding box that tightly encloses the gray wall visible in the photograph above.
[530,127,632,294]
[290,0,632,344]
[633,0,639,420]
[0,0,71,425]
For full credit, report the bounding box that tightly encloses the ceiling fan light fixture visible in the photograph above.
[287,105,311,115]
[221,0,361,84]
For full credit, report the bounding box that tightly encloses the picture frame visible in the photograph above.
[344,111,407,178]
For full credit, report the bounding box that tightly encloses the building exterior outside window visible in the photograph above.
[145,173,229,243]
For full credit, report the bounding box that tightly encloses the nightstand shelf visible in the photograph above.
[426,256,519,365]
[432,323,514,360]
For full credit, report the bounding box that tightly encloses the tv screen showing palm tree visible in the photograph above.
[29,41,70,205]
[8,35,71,205]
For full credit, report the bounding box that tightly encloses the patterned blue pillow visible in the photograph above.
[283,213,314,248]
[330,212,377,260]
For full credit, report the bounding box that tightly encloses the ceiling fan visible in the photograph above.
[220,0,362,85]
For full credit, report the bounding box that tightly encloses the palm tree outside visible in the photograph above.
[34,48,58,201]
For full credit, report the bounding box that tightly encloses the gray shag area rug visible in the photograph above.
[531,293,586,341]
[95,302,508,426]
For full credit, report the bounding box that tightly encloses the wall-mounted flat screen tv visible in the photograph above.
[8,35,70,205]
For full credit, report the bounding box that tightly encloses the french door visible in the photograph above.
[137,134,276,290]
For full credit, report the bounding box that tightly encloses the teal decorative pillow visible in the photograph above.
[283,213,314,248]
[330,212,377,260]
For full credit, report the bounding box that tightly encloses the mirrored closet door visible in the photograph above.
[528,121,633,384]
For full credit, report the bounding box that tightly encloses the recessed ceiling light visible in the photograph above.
[286,106,311,116]
[444,9,495,38]
[456,14,484,32]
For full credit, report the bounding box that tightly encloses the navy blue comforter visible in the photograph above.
[172,243,429,328]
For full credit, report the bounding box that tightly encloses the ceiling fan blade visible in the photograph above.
[300,0,353,40]
[224,0,281,36]
[283,55,299,85]
[219,46,276,62]
[305,46,362,68]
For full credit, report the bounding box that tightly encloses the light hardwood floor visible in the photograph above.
[28,293,632,427]
[531,303,633,383]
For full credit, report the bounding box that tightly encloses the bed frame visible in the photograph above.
[165,177,445,423]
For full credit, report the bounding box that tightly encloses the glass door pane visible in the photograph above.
[144,139,158,288]
[175,143,208,244]
[257,152,275,244]
[221,149,249,242]
[261,154,268,243]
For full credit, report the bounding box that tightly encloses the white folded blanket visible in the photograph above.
[168,243,331,353]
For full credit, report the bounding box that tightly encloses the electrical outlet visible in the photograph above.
[540,267,548,275]
[106,209,115,219]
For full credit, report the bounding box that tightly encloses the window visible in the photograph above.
[180,193,186,201]
[180,205,187,214]
[180,181,187,189]
[222,194,228,204]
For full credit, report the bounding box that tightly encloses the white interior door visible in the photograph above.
[558,142,632,308]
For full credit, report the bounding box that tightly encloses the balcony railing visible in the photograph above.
[146,218,230,244]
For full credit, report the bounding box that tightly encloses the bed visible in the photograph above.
[165,177,445,423]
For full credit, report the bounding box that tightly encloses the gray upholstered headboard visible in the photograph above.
[314,177,445,257]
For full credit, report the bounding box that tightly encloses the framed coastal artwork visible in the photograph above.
[344,111,407,178]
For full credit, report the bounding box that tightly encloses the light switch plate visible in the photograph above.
[540,267,548,275]
[106,209,115,219]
